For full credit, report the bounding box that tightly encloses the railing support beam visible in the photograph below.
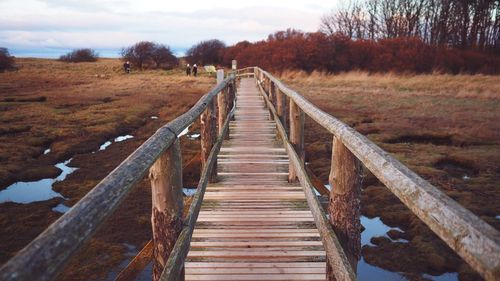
[201,97,217,182]
[150,139,184,281]
[327,136,362,280]
[289,99,304,182]
[217,69,228,139]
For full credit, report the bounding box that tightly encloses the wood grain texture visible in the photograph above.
[256,67,500,281]
[185,78,326,281]
[0,77,236,281]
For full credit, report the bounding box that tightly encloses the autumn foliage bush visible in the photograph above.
[221,29,500,74]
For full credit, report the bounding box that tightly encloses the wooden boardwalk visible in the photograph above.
[185,78,326,280]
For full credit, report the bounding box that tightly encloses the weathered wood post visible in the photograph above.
[150,139,184,281]
[201,95,217,182]
[327,136,362,280]
[217,69,228,139]
[288,99,304,182]
[275,86,287,129]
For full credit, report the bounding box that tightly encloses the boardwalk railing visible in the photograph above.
[0,72,237,281]
[242,66,500,281]
[1,65,498,281]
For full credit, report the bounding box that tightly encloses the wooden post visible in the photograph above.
[150,139,184,281]
[327,136,362,280]
[276,87,286,129]
[288,99,304,182]
[216,69,228,139]
[201,97,217,182]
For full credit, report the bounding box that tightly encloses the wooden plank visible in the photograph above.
[185,274,325,281]
[185,267,325,274]
[260,68,500,281]
[186,262,325,269]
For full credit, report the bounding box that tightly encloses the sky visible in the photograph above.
[0,0,338,58]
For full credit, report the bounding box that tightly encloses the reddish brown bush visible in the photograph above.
[221,30,500,75]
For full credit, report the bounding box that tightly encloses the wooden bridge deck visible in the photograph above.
[185,78,326,280]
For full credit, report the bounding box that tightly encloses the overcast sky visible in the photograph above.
[0,0,338,58]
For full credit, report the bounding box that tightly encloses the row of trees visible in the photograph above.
[320,0,500,53]
[220,29,500,74]
[121,41,178,70]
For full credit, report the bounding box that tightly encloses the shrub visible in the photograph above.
[0,48,15,72]
[186,39,225,65]
[220,30,500,75]
[59,48,98,62]
[121,41,178,70]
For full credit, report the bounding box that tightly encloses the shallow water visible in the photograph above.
[183,187,197,196]
[359,216,458,281]
[0,159,77,204]
[52,203,71,213]
[97,135,135,152]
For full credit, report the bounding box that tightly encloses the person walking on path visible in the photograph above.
[123,61,131,74]
[186,64,191,76]
[193,64,198,77]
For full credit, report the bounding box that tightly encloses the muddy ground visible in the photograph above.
[1,62,499,281]
[282,71,500,281]
[0,58,211,280]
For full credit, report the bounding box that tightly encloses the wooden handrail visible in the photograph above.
[159,99,236,281]
[248,67,500,281]
[0,75,236,281]
[257,80,357,281]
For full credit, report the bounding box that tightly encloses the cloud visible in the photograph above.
[0,0,333,57]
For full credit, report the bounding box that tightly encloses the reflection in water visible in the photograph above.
[183,188,197,196]
[97,135,135,152]
[0,159,77,204]
[179,125,191,137]
[359,216,458,281]
[52,203,71,213]
[114,135,134,142]
[99,141,112,151]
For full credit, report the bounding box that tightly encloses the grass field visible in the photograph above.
[0,61,499,280]
[282,70,500,280]
[0,58,214,280]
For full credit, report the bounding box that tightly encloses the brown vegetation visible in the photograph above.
[59,48,99,63]
[0,58,213,279]
[121,41,178,70]
[282,70,500,280]
[221,30,500,74]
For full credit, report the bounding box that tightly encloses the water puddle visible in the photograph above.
[183,187,197,196]
[179,125,191,137]
[187,133,200,140]
[52,203,71,213]
[0,159,77,204]
[359,216,457,281]
[361,216,407,245]
[95,135,135,153]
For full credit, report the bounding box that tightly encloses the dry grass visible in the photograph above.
[0,58,215,280]
[0,58,215,188]
[281,70,500,280]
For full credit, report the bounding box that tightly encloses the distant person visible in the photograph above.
[123,61,131,74]
[193,64,198,77]
[186,64,191,76]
